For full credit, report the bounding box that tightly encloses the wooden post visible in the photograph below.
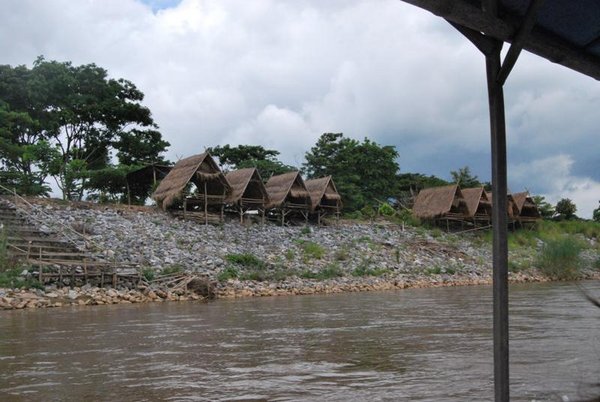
[204,181,208,225]
[486,40,510,402]
[183,199,187,220]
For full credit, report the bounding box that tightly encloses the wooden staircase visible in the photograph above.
[0,196,140,287]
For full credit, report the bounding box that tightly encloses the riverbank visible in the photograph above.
[1,198,599,310]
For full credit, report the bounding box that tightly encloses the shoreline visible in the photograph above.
[2,272,598,310]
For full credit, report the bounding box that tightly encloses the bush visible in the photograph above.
[536,236,584,279]
[141,267,155,282]
[217,266,239,281]
[300,264,343,280]
[160,264,184,276]
[297,241,326,260]
[351,264,389,277]
[225,253,265,269]
[0,267,43,290]
[378,202,395,217]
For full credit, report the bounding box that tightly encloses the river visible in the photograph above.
[1,281,599,401]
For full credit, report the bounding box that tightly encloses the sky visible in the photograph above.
[1,0,599,217]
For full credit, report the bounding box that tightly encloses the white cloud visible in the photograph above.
[511,155,600,218]
[1,0,599,207]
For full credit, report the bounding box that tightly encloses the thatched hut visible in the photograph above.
[125,164,172,205]
[265,171,311,224]
[412,185,469,229]
[305,176,342,225]
[462,187,492,225]
[486,191,522,225]
[152,153,230,224]
[224,168,269,223]
[512,192,541,223]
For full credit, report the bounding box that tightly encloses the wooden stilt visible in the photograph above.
[204,181,208,226]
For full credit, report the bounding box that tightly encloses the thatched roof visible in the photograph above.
[512,192,541,218]
[151,153,229,210]
[305,176,342,212]
[265,171,310,209]
[461,187,490,218]
[413,185,465,219]
[126,164,172,185]
[224,168,269,205]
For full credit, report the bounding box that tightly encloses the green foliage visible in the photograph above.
[555,198,577,220]
[300,263,343,280]
[284,249,295,261]
[532,195,555,219]
[334,247,350,261]
[351,260,389,277]
[300,226,312,235]
[536,236,584,279]
[141,267,155,282]
[225,253,266,269]
[160,264,184,276]
[450,166,482,188]
[393,209,421,227]
[0,267,43,289]
[0,57,169,200]
[303,133,399,211]
[217,266,239,282]
[593,201,600,223]
[378,202,395,217]
[423,265,456,275]
[208,144,294,180]
[297,240,326,260]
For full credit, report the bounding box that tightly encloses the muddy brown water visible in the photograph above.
[1,281,599,401]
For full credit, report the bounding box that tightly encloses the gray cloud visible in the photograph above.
[1,0,598,216]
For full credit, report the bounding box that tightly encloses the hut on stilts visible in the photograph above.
[461,187,492,227]
[412,184,469,231]
[305,176,342,225]
[265,171,312,225]
[152,153,230,224]
[125,164,172,205]
[512,192,541,226]
[224,168,269,224]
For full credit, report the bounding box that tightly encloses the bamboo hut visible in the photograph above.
[265,171,311,225]
[462,187,492,226]
[125,164,172,205]
[305,176,342,225]
[487,191,521,227]
[224,168,269,223]
[512,192,541,224]
[152,153,230,224]
[412,184,469,230]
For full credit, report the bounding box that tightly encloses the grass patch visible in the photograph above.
[141,267,155,282]
[160,264,184,276]
[217,266,239,282]
[536,236,584,280]
[225,253,265,269]
[430,228,443,239]
[300,263,343,280]
[351,265,390,277]
[424,265,456,275]
[297,241,326,260]
[284,249,295,261]
[0,267,43,290]
[334,247,350,261]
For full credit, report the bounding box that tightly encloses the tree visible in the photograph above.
[303,133,399,211]
[208,144,294,180]
[450,166,482,188]
[555,198,577,220]
[592,201,600,222]
[532,195,555,219]
[0,57,169,200]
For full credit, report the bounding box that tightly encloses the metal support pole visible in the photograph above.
[486,41,509,402]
